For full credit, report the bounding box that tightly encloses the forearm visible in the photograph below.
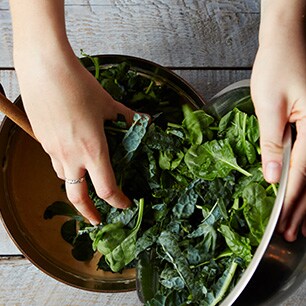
[9,0,73,68]
[259,0,306,45]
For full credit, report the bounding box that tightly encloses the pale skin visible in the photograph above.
[9,0,135,225]
[251,0,306,241]
[9,0,306,241]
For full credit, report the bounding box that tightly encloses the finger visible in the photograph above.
[252,94,288,183]
[65,169,101,225]
[281,187,306,242]
[278,119,306,234]
[86,132,132,209]
[112,101,136,125]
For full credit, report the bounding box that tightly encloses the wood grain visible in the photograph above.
[0,69,19,102]
[0,0,259,67]
[0,221,21,255]
[0,258,142,306]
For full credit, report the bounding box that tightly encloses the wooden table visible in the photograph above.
[0,0,305,305]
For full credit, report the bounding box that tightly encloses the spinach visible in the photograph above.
[185,139,251,180]
[44,202,95,261]
[242,183,274,245]
[100,198,145,272]
[44,201,83,221]
[44,56,277,305]
[218,108,259,165]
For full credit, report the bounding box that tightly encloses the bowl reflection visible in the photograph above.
[235,234,306,306]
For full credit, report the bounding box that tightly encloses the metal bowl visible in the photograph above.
[0,55,206,292]
[207,80,306,306]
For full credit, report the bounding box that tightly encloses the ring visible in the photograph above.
[65,175,86,184]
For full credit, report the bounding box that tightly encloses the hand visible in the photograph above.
[251,18,306,241]
[15,49,135,225]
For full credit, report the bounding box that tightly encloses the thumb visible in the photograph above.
[253,98,288,183]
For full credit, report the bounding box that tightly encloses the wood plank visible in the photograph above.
[0,69,19,102]
[0,256,305,305]
[174,69,251,101]
[0,0,260,13]
[0,221,21,255]
[0,0,259,67]
[0,258,142,305]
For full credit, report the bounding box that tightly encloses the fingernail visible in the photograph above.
[265,161,281,183]
[89,219,100,226]
[120,193,132,209]
[284,228,297,242]
[122,202,132,209]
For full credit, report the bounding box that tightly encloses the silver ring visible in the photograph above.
[65,175,86,184]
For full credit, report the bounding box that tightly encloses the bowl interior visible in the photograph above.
[0,126,137,291]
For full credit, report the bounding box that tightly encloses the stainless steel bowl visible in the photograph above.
[207,80,306,306]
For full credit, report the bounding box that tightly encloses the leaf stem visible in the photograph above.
[145,80,154,94]
[209,260,238,306]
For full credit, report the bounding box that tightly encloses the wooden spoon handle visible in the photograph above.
[0,92,37,141]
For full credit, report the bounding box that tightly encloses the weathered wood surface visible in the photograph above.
[0,257,142,306]
[0,0,305,305]
[0,0,259,67]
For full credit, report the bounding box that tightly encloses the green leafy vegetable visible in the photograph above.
[44,201,82,221]
[103,198,144,272]
[44,56,277,305]
[185,139,251,180]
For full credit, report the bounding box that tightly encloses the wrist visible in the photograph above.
[259,0,306,46]
[13,39,76,77]
[10,0,72,68]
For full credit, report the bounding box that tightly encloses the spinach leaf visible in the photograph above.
[159,150,184,171]
[182,104,214,145]
[71,233,95,261]
[44,201,83,221]
[185,139,251,180]
[104,198,145,272]
[242,183,274,245]
[61,219,77,245]
[91,222,127,255]
[219,108,259,165]
[218,224,252,265]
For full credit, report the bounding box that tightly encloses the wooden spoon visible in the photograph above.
[0,92,37,141]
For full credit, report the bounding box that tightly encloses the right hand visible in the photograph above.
[15,48,136,225]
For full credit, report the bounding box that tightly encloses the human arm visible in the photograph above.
[9,0,135,225]
[251,0,306,241]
